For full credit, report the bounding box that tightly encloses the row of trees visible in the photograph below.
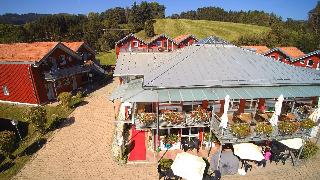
[170,7,282,27]
[234,2,320,53]
[0,1,164,51]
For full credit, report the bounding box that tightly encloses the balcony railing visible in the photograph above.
[44,65,91,80]
[210,112,312,143]
[134,112,211,130]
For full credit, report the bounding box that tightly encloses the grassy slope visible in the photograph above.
[97,19,270,66]
[136,18,270,41]
[96,49,116,66]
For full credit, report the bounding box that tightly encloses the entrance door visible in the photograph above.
[128,126,146,161]
[72,76,77,91]
[46,83,55,100]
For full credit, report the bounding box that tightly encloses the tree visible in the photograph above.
[24,106,47,135]
[0,131,16,157]
[144,20,155,37]
[309,1,320,35]
[128,2,144,32]
[83,12,104,50]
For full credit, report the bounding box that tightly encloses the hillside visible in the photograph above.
[136,18,270,41]
[98,19,270,65]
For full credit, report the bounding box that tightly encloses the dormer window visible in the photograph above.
[133,41,139,48]
[270,55,276,59]
[156,41,162,47]
[307,59,314,67]
[300,60,304,64]
[60,55,66,65]
[2,85,9,96]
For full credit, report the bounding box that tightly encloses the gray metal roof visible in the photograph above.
[196,36,231,45]
[143,45,320,88]
[109,78,320,102]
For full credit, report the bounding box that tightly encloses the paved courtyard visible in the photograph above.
[14,78,320,180]
[14,79,158,180]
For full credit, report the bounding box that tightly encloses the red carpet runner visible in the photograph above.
[128,126,146,161]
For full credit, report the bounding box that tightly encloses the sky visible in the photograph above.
[0,0,318,20]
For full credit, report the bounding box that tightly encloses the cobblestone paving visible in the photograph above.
[14,79,157,180]
[14,78,320,180]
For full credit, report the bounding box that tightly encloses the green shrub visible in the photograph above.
[47,114,63,130]
[159,158,173,170]
[204,132,218,142]
[0,130,16,157]
[70,92,85,108]
[23,106,47,135]
[58,92,72,108]
[300,119,316,129]
[301,141,319,159]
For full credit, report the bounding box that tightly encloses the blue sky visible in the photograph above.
[0,0,318,20]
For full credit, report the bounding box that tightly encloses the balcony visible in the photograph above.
[134,110,211,130]
[210,111,313,143]
[44,65,91,80]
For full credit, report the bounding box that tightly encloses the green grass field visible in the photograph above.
[96,49,116,66]
[97,19,270,65]
[136,18,270,41]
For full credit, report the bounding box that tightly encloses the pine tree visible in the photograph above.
[144,20,155,37]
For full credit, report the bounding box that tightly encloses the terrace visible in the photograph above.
[43,65,91,80]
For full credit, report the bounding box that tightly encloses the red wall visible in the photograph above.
[291,54,320,69]
[116,36,148,57]
[266,51,291,64]
[0,64,38,104]
[178,37,198,48]
[148,37,177,51]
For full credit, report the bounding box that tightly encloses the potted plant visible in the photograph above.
[203,132,218,149]
[163,134,179,148]
[159,158,173,171]
[300,118,316,130]
[301,141,319,159]
[137,113,156,125]
[255,122,273,136]
[190,107,211,122]
[230,123,251,138]
[278,121,299,135]
[163,111,184,124]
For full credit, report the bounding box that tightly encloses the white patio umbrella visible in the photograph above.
[220,95,230,129]
[269,94,284,126]
[233,143,264,161]
[279,138,304,150]
[309,107,320,137]
[171,152,206,180]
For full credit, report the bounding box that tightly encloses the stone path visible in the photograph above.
[14,79,157,180]
[14,78,320,180]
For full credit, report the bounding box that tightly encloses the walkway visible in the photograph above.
[14,79,157,180]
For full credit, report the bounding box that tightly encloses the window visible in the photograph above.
[245,99,257,110]
[60,55,66,65]
[2,85,9,96]
[156,41,162,47]
[133,41,139,48]
[307,59,314,67]
[300,60,304,64]
[229,100,240,111]
[270,55,276,59]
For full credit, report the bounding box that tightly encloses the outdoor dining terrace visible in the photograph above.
[210,106,315,144]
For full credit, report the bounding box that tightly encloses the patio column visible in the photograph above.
[258,98,265,111]
[239,99,245,113]
[220,100,225,114]
[156,102,160,149]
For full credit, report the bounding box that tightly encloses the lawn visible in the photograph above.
[96,49,116,66]
[0,102,76,179]
[136,18,270,41]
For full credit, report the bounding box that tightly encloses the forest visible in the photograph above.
[0,1,319,53]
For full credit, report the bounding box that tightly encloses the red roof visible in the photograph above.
[242,46,270,54]
[62,42,84,52]
[277,47,305,58]
[0,42,59,62]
